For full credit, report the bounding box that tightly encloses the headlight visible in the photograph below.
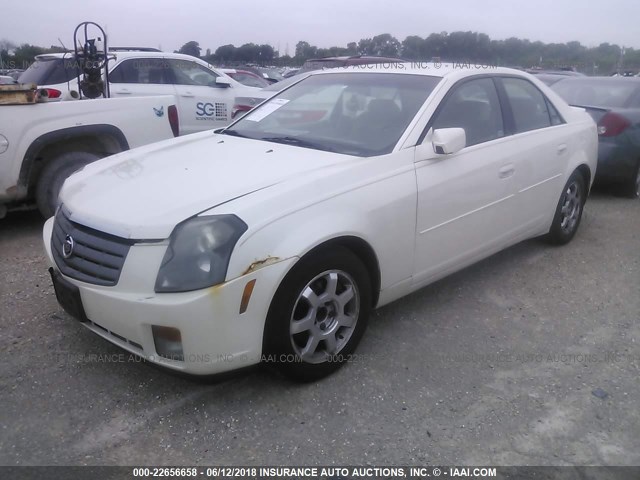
[155,215,247,293]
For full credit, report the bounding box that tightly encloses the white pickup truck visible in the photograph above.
[0,94,179,218]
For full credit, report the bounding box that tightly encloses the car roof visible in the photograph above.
[528,69,584,76]
[34,51,209,63]
[307,62,531,80]
[552,76,640,85]
[305,55,405,62]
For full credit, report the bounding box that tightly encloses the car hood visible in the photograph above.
[60,132,350,239]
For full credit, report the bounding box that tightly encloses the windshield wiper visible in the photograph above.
[260,136,335,152]
[220,129,251,138]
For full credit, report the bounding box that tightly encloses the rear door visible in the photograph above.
[496,76,570,232]
[166,59,235,134]
[109,56,177,100]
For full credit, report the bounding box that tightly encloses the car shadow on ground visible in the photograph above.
[0,209,45,237]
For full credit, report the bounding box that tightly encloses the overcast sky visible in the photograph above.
[2,0,639,53]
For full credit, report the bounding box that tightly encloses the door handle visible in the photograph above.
[557,144,568,154]
[499,164,515,179]
[114,89,131,94]
[181,92,195,97]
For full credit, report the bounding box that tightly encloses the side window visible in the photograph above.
[546,98,564,126]
[502,78,553,133]
[432,78,505,147]
[109,60,130,83]
[168,60,219,86]
[110,58,171,84]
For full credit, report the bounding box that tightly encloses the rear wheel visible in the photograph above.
[35,151,100,218]
[545,171,586,245]
[263,247,371,382]
[623,161,640,199]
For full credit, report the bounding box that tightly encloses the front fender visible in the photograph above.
[221,154,418,296]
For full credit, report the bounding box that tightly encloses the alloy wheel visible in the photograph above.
[289,270,360,363]
[559,180,582,233]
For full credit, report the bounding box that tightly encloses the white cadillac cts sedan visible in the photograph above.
[43,65,597,381]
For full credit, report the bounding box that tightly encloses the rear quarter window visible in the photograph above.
[19,58,80,85]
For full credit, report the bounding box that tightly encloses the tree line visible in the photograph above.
[199,32,640,75]
[181,32,640,74]
[2,31,639,74]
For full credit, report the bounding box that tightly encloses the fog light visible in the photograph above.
[152,326,184,361]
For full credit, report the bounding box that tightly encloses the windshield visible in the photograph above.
[224,72,440,157]
[552,79,639,108]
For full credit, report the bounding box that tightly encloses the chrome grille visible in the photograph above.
[51,208,132,286]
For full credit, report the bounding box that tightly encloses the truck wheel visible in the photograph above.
[36,152,100,218]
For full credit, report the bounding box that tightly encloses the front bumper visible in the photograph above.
[43,217,296,375]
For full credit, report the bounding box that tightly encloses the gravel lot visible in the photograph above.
[1,192,639,466]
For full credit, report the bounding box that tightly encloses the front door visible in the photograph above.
[167,59,235,135]
[413,77,520,286]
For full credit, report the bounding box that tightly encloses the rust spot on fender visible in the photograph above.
[242,256,281,276]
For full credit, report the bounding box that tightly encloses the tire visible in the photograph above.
[35,151,100,218]
[623,161,640,199]
[263,246,372,382]
[545,171,586,245]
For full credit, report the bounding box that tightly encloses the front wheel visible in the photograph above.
[263,247,371,382]
[545,171,586,245]
[35,151,100,218]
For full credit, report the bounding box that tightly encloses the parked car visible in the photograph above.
[610,71,638,77]
[220,68,270,88]
[552,76,640,197]
[532,74,574,86]
[18,50,260,135]
[232,72,313,119]
[0,75,17,85]
[44,65,597,381]
[237,66,284,84]
[527,69,585,77]
[0,94,179,218]
[527,70,585,86]
[283,68,300,78]
[0,69,23,81]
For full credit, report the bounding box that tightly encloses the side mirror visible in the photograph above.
[214,77,232,88]
[432,128,466,155]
